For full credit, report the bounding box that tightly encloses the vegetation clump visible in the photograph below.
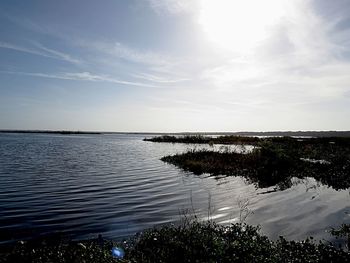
[331,224,350,250]
[144,135,260,145]
[145,135,350,158]
[1,222,349,262]
[0,235,119,263]
[161,141,350,190]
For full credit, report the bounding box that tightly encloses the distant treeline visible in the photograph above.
[174,131,350,137]
[144,134,350,145]
[226,131,350,137]
[1,130,350,137]
[0,130,101,135]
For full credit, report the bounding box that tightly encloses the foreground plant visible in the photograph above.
[1,222,349,263]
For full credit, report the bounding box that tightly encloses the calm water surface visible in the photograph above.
[0,133,349,244]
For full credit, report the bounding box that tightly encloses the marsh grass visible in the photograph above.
[144,135,260,145]
[146,135,350,163]
[161,140,350,190]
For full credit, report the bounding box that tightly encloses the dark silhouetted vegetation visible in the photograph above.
[160,138,350,190]
[144,135,260,144]
[331,224,350,251]
[1,222,349,262]
[0,234,118,263]
[0,130,101,135]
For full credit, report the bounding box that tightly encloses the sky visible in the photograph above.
[0,0,350,132]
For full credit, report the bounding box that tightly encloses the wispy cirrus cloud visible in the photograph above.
[147,0,197,15]
[2,11,193,84]
[76,40,174,67]
[0,41,53,58]
[133,73,189,83]
[0,70,158,88]
[31,41,81,64]
[0,41,81,64]
[112,42,171,66]
[73,39,196,84]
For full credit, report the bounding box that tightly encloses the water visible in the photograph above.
[0,133,349,244]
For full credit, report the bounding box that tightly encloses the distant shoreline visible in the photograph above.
[1,130,350,137]
[0,130,101,135]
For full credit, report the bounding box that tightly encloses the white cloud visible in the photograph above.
[0,41,81,64]
[72,39,198,85]
[3,11,195,86]
[78,40,176,68]
[132,73,189,83]
[31,42,81,64]
[0,41,51,58]
[0,70,158,88]
[198,0,350,108]
[147,0,197,15]
[112,42,170,66]
[2,0,350,131]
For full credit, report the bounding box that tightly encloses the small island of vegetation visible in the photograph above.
[146,135,350,191]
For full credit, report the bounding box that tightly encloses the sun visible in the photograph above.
[198,0,286,53]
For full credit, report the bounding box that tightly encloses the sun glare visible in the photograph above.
[199,0,286,53]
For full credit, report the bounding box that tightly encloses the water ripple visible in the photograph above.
[0,133,349,244]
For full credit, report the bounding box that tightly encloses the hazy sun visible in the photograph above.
[199,0,286,53]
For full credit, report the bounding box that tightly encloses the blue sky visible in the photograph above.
[0,0,350,132]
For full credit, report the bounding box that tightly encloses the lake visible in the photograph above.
[0,133,349,244]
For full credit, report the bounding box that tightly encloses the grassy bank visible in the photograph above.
[1,222,349,263]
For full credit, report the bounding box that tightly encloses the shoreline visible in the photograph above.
[2,130,350,137]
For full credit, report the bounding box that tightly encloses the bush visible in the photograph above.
[1,222,349,262]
